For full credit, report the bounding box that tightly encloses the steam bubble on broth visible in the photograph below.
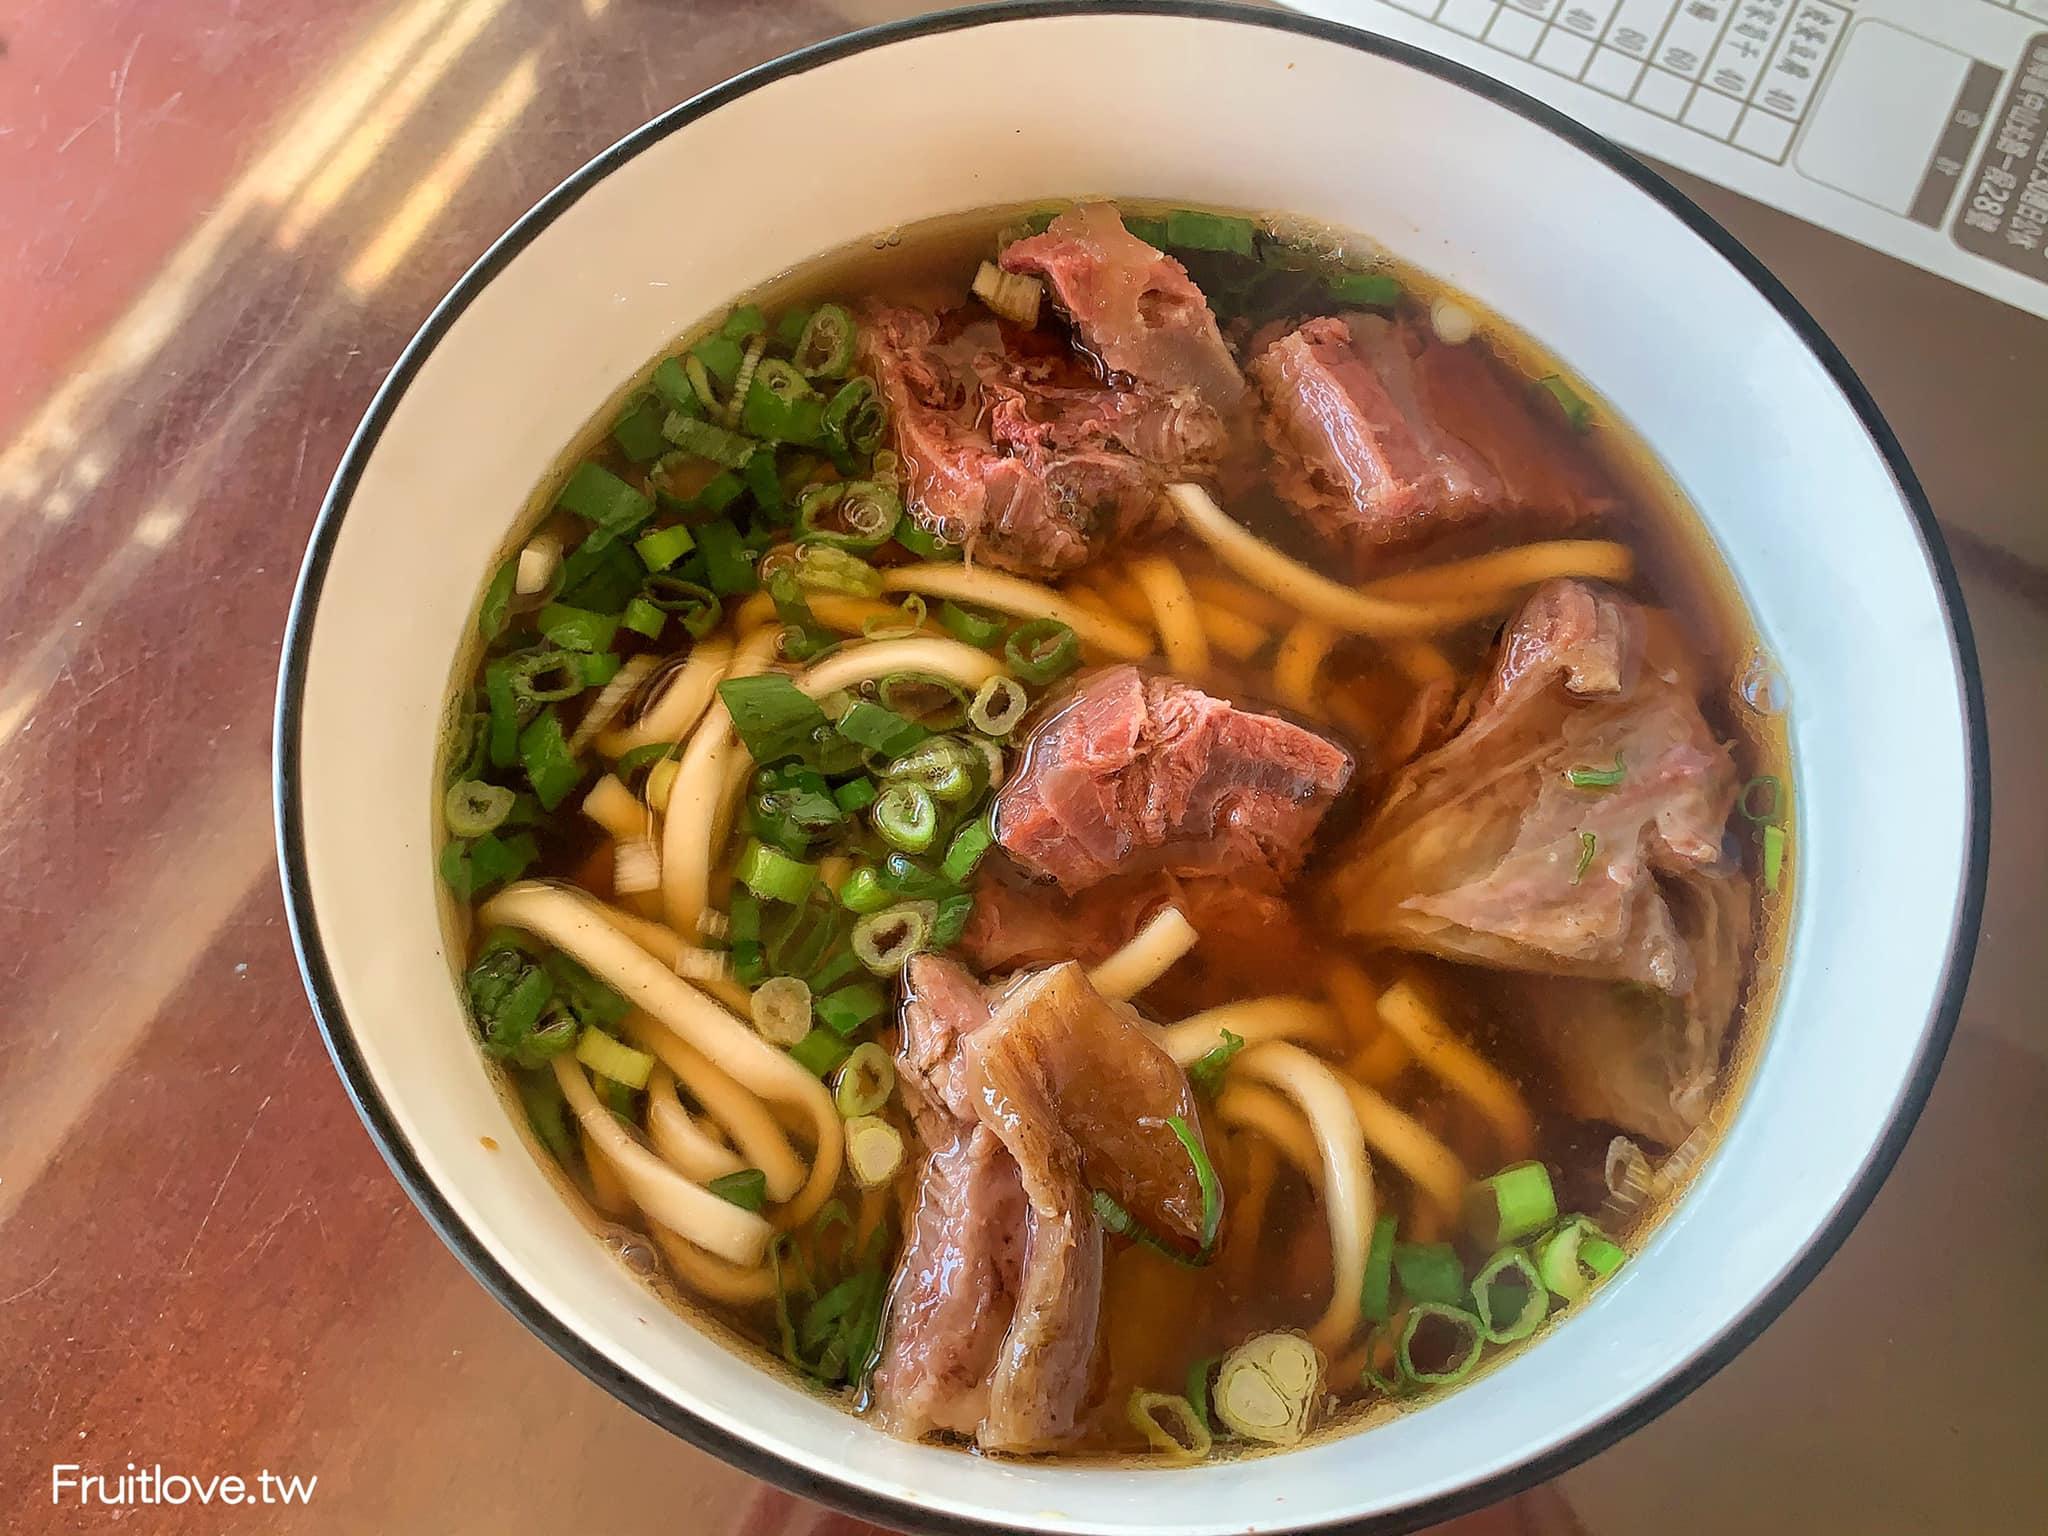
[437,198,1789,1464]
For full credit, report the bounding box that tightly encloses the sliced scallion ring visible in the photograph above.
[851,900,937,975]
[833,1041,895,1119]
[1471,1248,1549,1342]
[969,674,1028,737]
[1397,1303,1486,1387]
[446,779,515,837]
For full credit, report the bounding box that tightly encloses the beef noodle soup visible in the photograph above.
[438,201,1790,1461]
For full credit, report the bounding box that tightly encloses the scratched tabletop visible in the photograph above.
[2,2,2044,1532]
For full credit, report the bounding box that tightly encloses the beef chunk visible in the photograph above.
[871,956,1026,1441]
[1251,314,1618,552]
[992,665,1353,892]
[1331,579,1743,1142]
[1000,203,1248,410]
[857,305,1218,575]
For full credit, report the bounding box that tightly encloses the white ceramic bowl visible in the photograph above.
[275,4,1989,1531]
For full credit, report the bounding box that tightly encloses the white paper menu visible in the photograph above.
[1282,0,2048,319]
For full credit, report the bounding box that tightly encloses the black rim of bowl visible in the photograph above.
[272,3,1992,1532]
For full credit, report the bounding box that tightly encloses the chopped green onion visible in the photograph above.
[1185,1356,1216,1434]
[1361,1321,1411,1397]
[707,1167,768,1212]
[1164,208,1257,257]
[940,813,994,884]
[851,901,936,975]
[696,469,745,517]
[875,852,956,900]
[722,304,766,343]
[730,889,766,985]
[1127,1390,1211,1462]
[816,981,886,1037]
[1536,374,1593,433]
[969,674,1028,737]
[832,776,878,814]
[557,534,645,612]
[1329,271,1402,308]
[1004,618,1080,684]
[651,355,697,415]
[691,333,744,390]
[1564,754,1626,789]
[1186,1027,1245,1099]
[737,839,818,903]
[685,354,722,420]
[823,377,887,456]
[537,602,619,654]
[663,412,757,469]
[833,1041,895,1118]
[1121,211,1169,246]
[612,740,676,787]
[862,594,927,641]
[620,596,665,640]
[774,305,813,352]
[445,779,514,838]
[1212,1333,1321,1445]
[883,735,978,801]
[1393,1241,1467,1306]
[835,698,928,758]
[931,891,974,947]
[1465,1161,1559,1247]
[893,516,961,562]
[792,543,883,597]
[612,392,669,462]
[469,830,539,891]
[719,673,829,765]
[740,359,824,444]
[634,523,696,572]
[872,782,938,854]
[696,519,758,594]
[743,445,784,516]
[557,461,651,534]
[793,302,856,379]
[1165,1114,1223,1257]
[939,599,1004,646]
[519,1069,574,1162]
[750,975,814,1047]
[1536,1216,1625,1302]
[1740,774,1783,823]
[574,1027,654,1090]
[1573,830,1598,885]
[782,1028,847,1073]
[877,672,970,733]
[570,651,622,689]
[1763,823,1787,892]
[845,1115,905,1187]
[1472,1248,1550,1343]
[806,949,859,994]
[765,891,844,981]
[643,574,721,638]
[518,709,582,811]
[479,558,517,642]
[1397,1303,1485,1386]
[1360,1213,1399,1323]
[796,480,901,551]
[836,863,891,914]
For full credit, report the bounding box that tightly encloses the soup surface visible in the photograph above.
[438,201,1789,1461]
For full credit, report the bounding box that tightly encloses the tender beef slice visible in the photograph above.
[871,956,1026,1441]
[993,666,1353,892]
[1000,203,1248,410]
[1250,315,1618,552]
[857,305,1216,576]
[1330,579,1743,1142]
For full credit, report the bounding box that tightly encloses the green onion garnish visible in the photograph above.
[619,596,666,641]
[822,376,888,458]
[1465,1161,1558,1247]
[1185,1356,1217,1434]
[611,392,668,463]
[1329,271,1402,308]
[1564,754,1626,789]
[736,839,818,903]
[835,698,928,759]
[939,599,1005,647]
[1536,374,1593,433]
[1393,1241,1467,1306]
[574,1026,655,1090]
[643,574,721,638]
[740,359,824,444]
[478,558,517,642]
[537,602,619,654]
[851,901,936,975]
[445,778,514,838]
[793,302,856,380]
[707,1167,769,1212]
[797,480,902,552]
[696,519,759,595]
[940,813,995,884]
[969,675,1028,737]
[722,304,766,343]
[1186,1027,1245,1099]
[556,461,651,534]
[876,852,957,900]
[1004,618,1080,684]
[612,740,677,787]
[651,355,697,415]
[1573,830,1598,884]
[1762,823,1787,892]
[836,863,890,914]
[634,523,696,572]
[518,709,582,811]
[833,1041,895,1118]
[1163,208,1257,257]
[816,981,886,1037]
[1359,1212,1398,1324]
[719,673,829,766]
[1471,1248,1550,1342]
[1397,1303,1486,1386]
[872,781,938,854]
[691,332,744,390]
[1740,774,1783,823]
[894,516,962,562]
[931,891,974,947]
[1535,1216,1624,1302]
[792,543,884,598]
[832,776,878,814]
[1165,1114,1224,1258]
[663,412,757,469]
